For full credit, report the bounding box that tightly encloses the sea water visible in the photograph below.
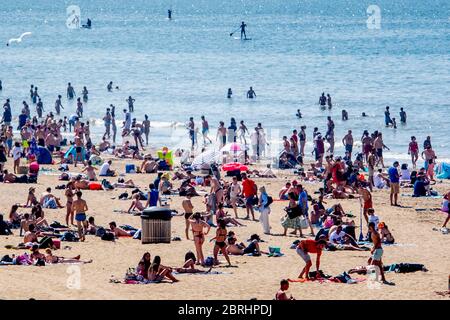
[0,0,449,163]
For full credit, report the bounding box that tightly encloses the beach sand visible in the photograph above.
[0,157,449,300]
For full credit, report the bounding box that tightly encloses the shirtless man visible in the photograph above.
[99,137,110,152]
[229,176,242,218]
[342,130,354,159]
[216,121,227,148]
[368,222,392,285]
[182,195,194,240]
[23,223,38,243]
[72,191,88,241]
[55,95,64,115]
[358,186,373,224]
[109,221,134,237]
[374,133,390,168]
[361,131,373,162]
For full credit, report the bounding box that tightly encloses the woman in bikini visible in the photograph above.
[136,252,151,280]
[24,187,38,207]
[148,256,179,283]
[65,181,76,226]
[189,212,211,266]
[211,219,232,266]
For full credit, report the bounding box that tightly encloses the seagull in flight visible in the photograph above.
[6,32,32,46]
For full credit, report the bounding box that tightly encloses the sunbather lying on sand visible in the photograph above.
[45,249,92,264]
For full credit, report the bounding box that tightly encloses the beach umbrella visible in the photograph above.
[220,142,247,153]
[191,149,222,169]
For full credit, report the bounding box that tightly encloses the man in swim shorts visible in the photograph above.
[72,191,88,242]
[368,222,392,285]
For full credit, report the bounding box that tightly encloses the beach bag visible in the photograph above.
[299,216,309,229]
[35,258,46,266]
[286,206,301,219]
[204,256,214,267]
[38,236,54,249]
[264,196,273,208]
[61,231,78,242]
[96,227,106,237]
[101,232,115,241]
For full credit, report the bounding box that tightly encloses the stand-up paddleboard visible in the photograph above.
[234,37,252,40]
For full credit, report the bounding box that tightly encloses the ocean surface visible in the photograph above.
[1,0,449,163]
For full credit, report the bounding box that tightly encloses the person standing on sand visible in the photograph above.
[182,195,194,240]
[342,130,354,160]
[299,126,306,156]
[72,191,88,242]
[216,121,227,148]
[361,130,373,163]
[65,181,76,226]
[296,239,327,280]
[408,136,419,168]
[358,185,373,224]
[241,172,257,221]
[143,114,150,146]
[189,212,210,266]
[368,222,393,285]
[103,108,112,139]
[388,161,400,206]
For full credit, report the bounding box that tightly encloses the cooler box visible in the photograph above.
[125,164,136,173]
[141,207,172,244]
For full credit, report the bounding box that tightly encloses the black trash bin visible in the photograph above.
[141,207,173,244]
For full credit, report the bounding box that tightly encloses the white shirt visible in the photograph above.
[12,146,23,161]
[400,169,411,181]
[368,215,380,228]
[373,173,384,188]
[99,162,110,176]
[329,230,346,243]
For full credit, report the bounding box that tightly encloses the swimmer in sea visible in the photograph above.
[326,93,332,109]
[319,92,326,107]
[126,96,135,113]
[296,109,302,118]
[246,86,256,99]
[227,88,232,99]
[107,81,113,92]
[362,112,367,117]
[399,107,406,124]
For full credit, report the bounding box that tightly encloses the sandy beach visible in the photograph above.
[1,155,449,300]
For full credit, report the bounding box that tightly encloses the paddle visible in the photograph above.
[358,202,364,241]
[229,27,240,36]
